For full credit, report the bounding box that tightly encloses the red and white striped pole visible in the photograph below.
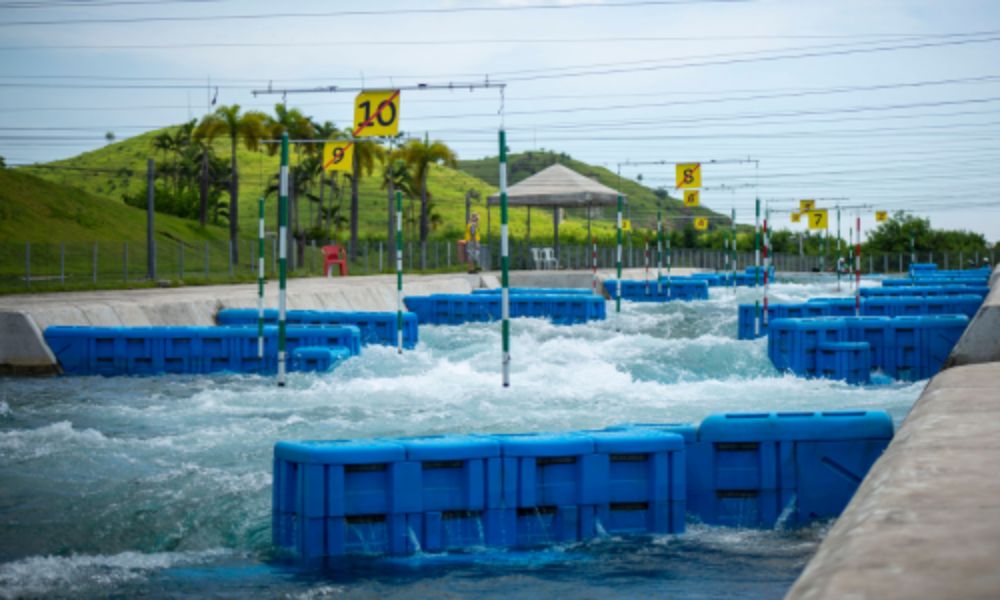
[855,215,862,316]
[591,236,598,295]
[763,212,770,327]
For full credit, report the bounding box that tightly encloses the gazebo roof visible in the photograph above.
[487,163,625,207]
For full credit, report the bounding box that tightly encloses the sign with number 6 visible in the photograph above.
[683,190,700,207]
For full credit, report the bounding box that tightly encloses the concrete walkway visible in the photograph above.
[788,267,1000,599]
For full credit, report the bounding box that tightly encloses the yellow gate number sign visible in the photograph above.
[805,209,828,230]
[322,141,354,173]
[791,212,801,224]
[693,217,709,231]
[683,190,700,207]
[353,89,400,137]
[622,219,631,232]
[800,199,816,211]
[876,210,888,222]
[675,163,701,189]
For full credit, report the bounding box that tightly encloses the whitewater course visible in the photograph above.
[0,264,998,599]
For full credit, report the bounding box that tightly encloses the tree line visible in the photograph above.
[123,104,457,266]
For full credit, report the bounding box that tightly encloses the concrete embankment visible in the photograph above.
[788,266,1000,600]
[0,267,693,374]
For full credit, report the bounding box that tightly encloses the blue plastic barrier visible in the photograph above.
[817,342,871,384]
[44,325,360,376]
[216,308,418,349]
[399,435,502,553]
[273,429,688,560]
[272,439,412,560]
[860,285,989,299]
[767,317,848,374]
[471,288,593,296]
[686,411,893,527]
[403,293,606,326]
[291,347,351,373]
[605,278,710,302]
[883,277,987,287]
[766,315,968,382]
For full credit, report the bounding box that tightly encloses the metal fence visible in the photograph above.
[2,238,995,293]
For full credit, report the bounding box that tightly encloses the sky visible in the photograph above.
[1,0,998,241]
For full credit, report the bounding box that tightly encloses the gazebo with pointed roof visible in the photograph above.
[486,164,626,262]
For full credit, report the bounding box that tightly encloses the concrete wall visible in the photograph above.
[0,273,479,374]
[788,265,1000,600]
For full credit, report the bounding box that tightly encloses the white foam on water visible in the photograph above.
[0,549,231,600]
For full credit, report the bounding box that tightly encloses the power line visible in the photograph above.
[0,0,750,27]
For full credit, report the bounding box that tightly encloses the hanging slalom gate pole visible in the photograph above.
[855,215,862,316]
[656,207,663,295]
[396,190,404,354]
[499,128,511,387]
[763,209,770,328]
[277,133,289,387]
[644,240,650,296]
[730,207,737,294]
[836,206,842,291]
[591,236,598,295]
[257,196,265,359]
[754,197,761,336]
[615,186,623,317]
[848,225,854,293]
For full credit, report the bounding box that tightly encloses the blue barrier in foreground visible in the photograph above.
[738,294,983,340]
[604,278,709,302]
[273,410,891,560]
[44,325,360,376]
[767,314,968,382]
[216,308,418,348]
[403,293,606,325]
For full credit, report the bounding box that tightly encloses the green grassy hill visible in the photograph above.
[20,127,730,248]
[0,168,229,243]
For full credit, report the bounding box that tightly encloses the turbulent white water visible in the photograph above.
[0,275,923,598]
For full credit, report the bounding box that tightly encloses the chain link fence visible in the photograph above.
[2,238,995,294]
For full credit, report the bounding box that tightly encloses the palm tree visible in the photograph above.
[380,148,416,246]
[345,138,384,259]
[400,136,457,268]
[195,105,268,263]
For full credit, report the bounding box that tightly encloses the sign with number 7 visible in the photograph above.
[805,209,828,230]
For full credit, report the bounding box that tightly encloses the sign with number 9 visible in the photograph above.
[322,141,354,173]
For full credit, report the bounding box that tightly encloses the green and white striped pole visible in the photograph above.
[730,207,737,293]
[656,206,663,295]
[277,133,289,386]
[754,197,761,336]
[257,196,265,359]
[499,129,511,387]
[615,190,623,315]
[396,189,404,354]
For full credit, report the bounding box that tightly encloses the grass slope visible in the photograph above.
[23,128,730,247]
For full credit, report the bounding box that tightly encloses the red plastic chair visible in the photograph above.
[321,244,349,277]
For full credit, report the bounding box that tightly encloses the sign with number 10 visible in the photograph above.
[353,90,400,137]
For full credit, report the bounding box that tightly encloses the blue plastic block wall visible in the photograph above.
[766,315,969,382]
[402,294,606,326]
[686,411,892,527]
[291,347,351,373]
[216,308,418,349]
[604,278,710,302]
[43,325,360,377]
[860,285,989,299]
[817,342,871,384]
[272,429,687,560]
[471,288,593,296]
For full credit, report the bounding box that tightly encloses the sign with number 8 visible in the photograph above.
[675,163,701,189]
